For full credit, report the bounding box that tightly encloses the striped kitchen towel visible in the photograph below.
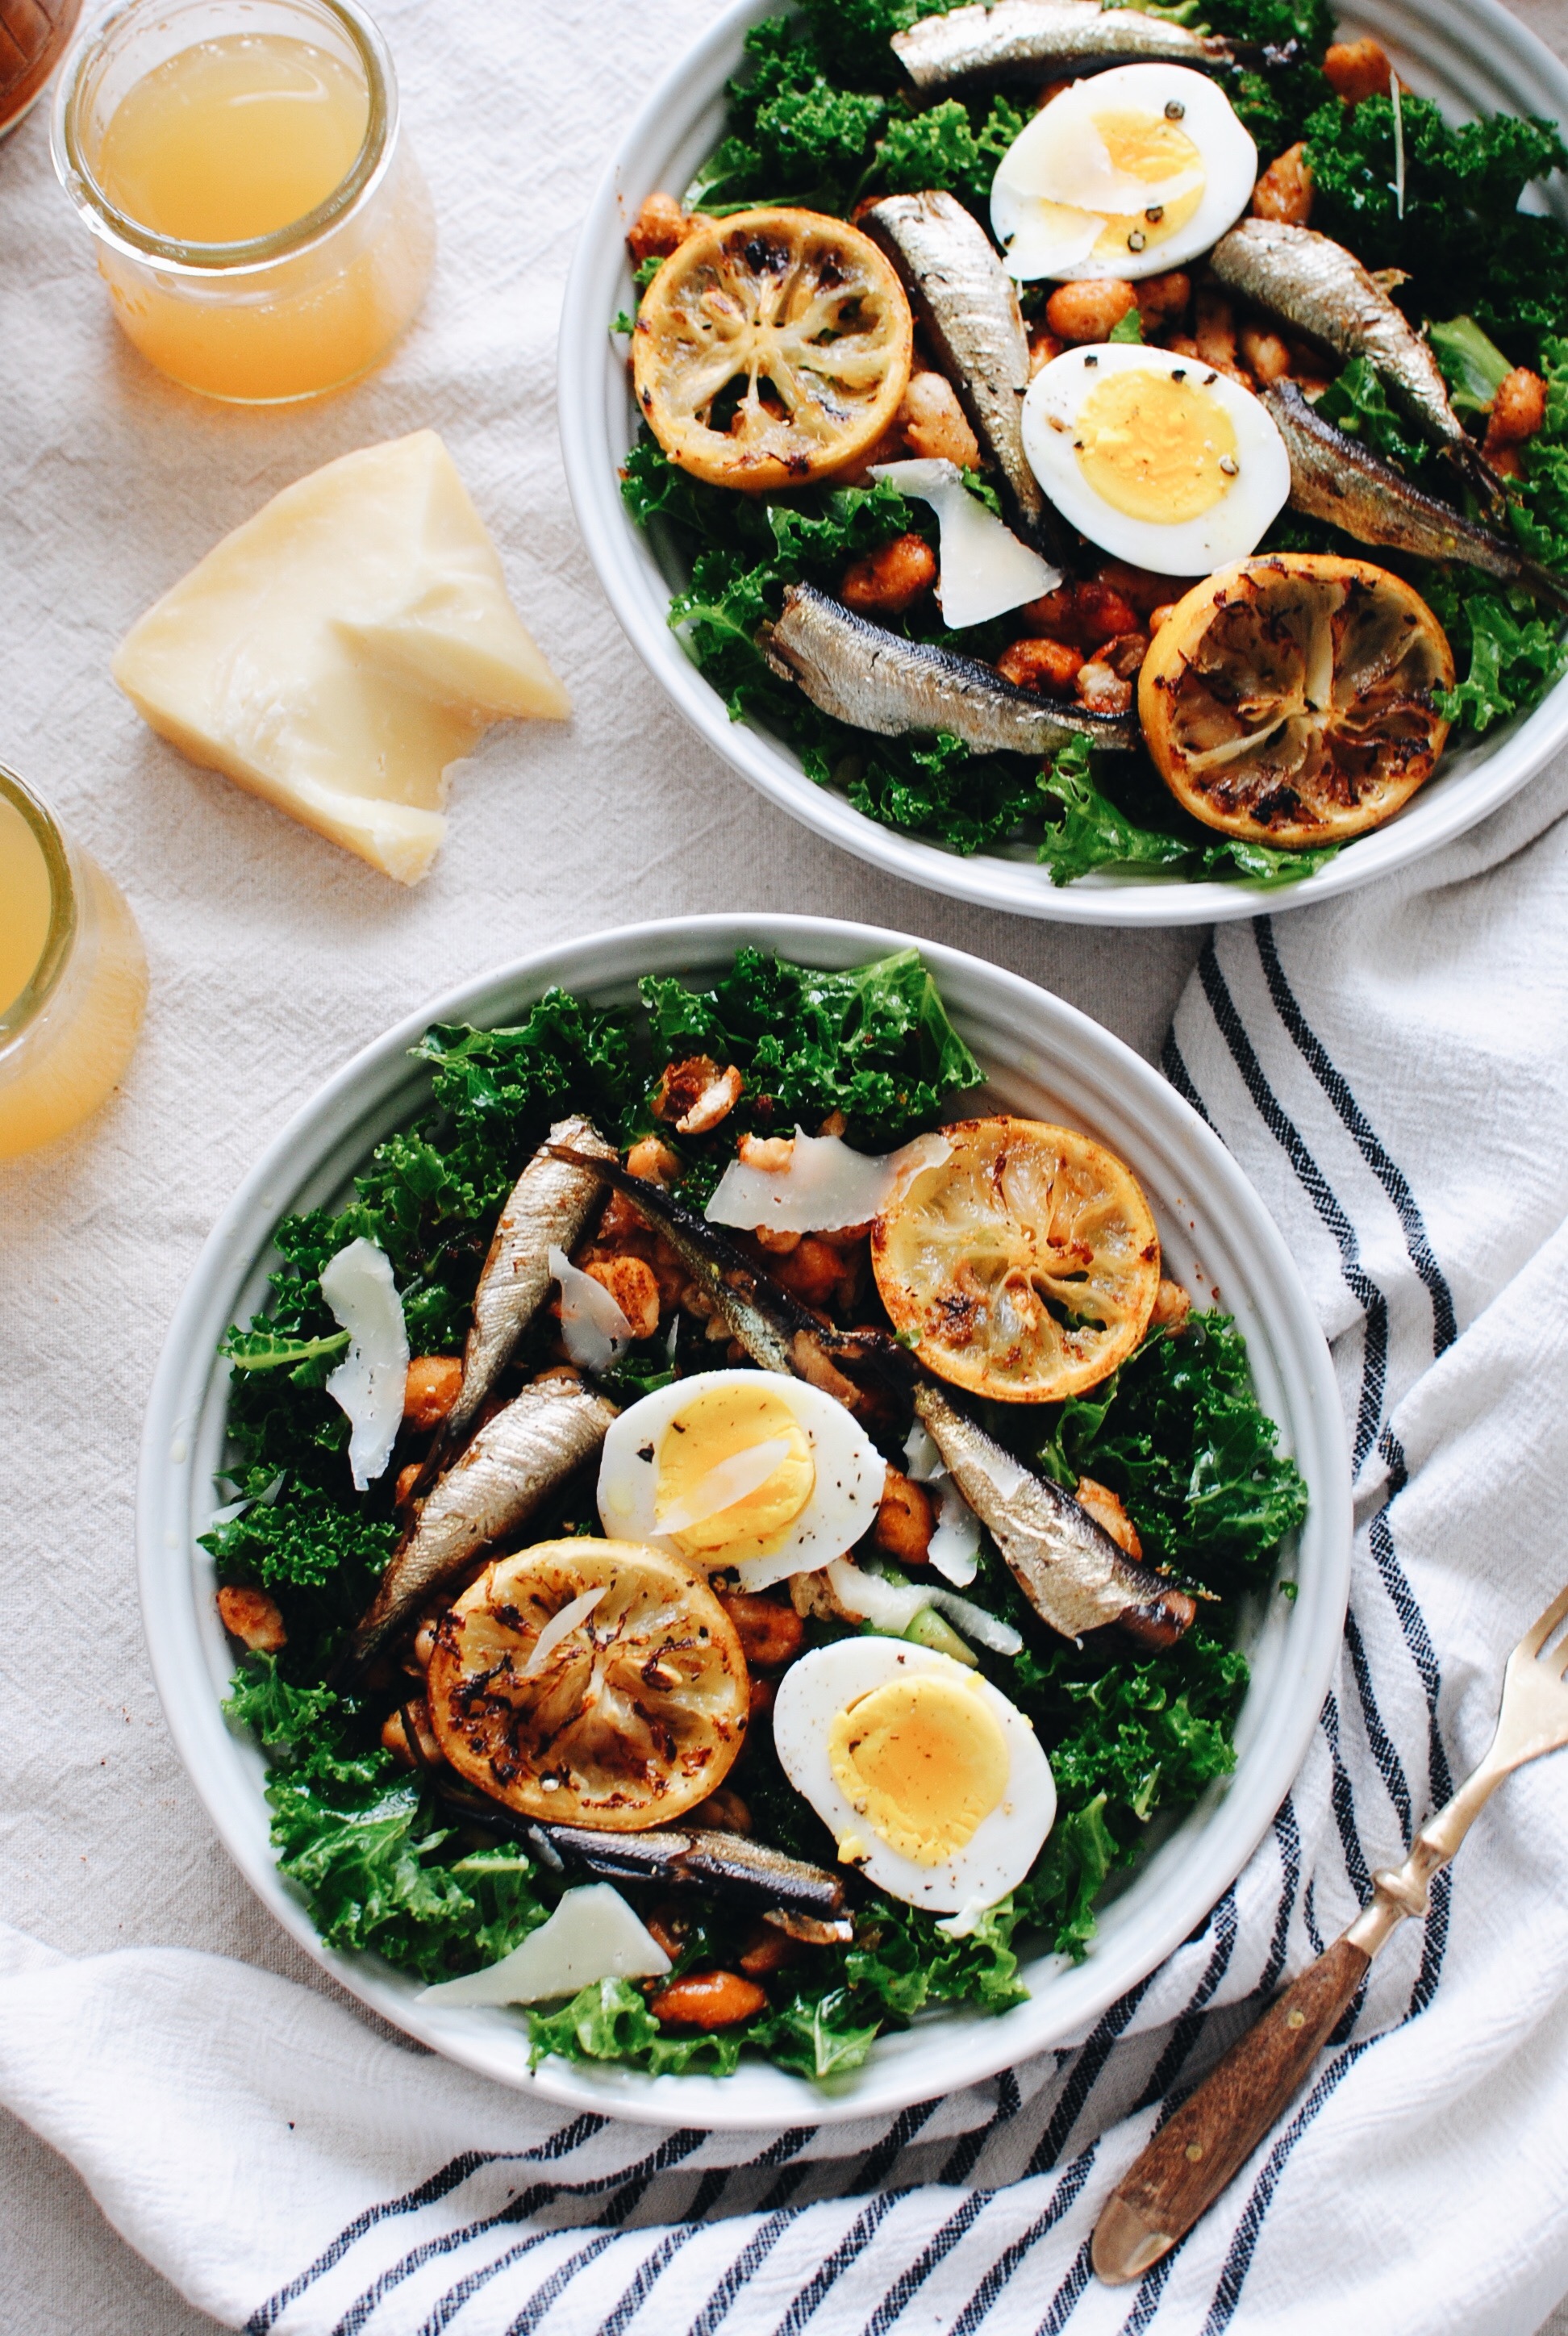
[6,760,1568,2335]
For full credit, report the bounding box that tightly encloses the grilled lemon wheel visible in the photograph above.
[1138,553,1454,849]
[426,1539,749,1830]
[871,1116,1161,1404]
[632,207,914,491]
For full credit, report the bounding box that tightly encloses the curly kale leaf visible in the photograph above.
[227,1659,547,1983]
[1304,97,1568,360]
[1053,1313,1311,1581]
[219,1324,350,1375]
[1427,577,1568,734]
[201,1482,397,1593]
[875,94,1027,207]
[1316,355,1437,477]
[1039,742,1339,889]
[640,943,980,1150]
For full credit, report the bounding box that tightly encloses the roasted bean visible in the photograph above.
[216,1584,286,1654]
[998,637,1083,695]
[720,1590,807,1671]
[841,531,938,618]
[403,1354,463,1431]
[1045,278,1136,345]
[649,1971,769,2029]
[1323,38,1395,105]
[872,1468,935,1566]
[628,191,694,263]
[1252,142,1314,226]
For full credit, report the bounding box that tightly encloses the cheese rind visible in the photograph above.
[113,431,570,884]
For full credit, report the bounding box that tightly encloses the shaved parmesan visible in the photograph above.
[419,1884,670,2008]
[824,1559,1022,1657]
[902,1420,981,1587]
[706,1128,950,1235]
[929,1478,982,1588]
[550,1245,632,1373]
[657,1437,794,1535]
[520,1586,607,1679]
[319,1239,409,1491]
[869,458,1060,629]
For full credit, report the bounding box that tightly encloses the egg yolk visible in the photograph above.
[654,1380,814,1562]
[1086,108,1205,263]
[1074,368,1240,525]
[828,1673,1009,1865]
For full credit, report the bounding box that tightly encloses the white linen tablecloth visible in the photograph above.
[4,1,1568,2330]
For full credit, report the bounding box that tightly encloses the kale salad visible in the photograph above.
[212,945,1307,2082]
[613,0,1568,889]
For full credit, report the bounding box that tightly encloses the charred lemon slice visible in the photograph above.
[871,1116,1160,1404]
[426,1538,749,1830]
[632,207,914,491]
[1139,553,1454,848]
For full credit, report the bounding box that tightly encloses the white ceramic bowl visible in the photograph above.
[139,914,1350,2128]
[558,0,1568,928]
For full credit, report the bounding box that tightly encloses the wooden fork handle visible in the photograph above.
[1092,1937,1370,2284]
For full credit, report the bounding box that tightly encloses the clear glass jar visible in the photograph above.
[0,766,148,1159]
[50,0,436,404]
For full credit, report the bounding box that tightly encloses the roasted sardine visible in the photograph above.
[864,190,1057,557]
[761,583,1138,754]
[1210,219,1489,485]
[1263,381,1568,606]
[432,1781,852,1936]
[915,1383,1195,1647]
[342,1373,618,1673]
[548,1145,913,1409]
[441,1115,615,1451]
[892,0,1236,90]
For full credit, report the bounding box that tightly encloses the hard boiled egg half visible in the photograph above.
[1023,341,1291,574]
[596,1369,885,1591]
[774,1639,1056,1914]
[991,62,1256,282]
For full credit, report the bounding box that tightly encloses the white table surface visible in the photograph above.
[2,2,1565,2327]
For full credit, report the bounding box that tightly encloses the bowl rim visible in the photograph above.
[557,0,1568,929]
[137,911,1351,2129]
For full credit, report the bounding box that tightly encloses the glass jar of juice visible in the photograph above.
[0,765,148,1159]
[50,0,435,403]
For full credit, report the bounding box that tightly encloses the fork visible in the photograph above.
[1093,1579,1568,2284]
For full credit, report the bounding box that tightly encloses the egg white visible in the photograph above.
[595,1369,886,1591]
[773,1638,1057,1914]
[1022,340,1291,574]
[991,63,1257,282]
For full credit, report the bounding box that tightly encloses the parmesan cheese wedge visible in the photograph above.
[112,432,570,885]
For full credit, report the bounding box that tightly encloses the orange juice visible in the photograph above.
[0,773,148,1159]
[54,0,435,404]
[94,35,369,243]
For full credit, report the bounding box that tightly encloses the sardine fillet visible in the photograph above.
[1211,220,1465,454]
[764,583,1136,755]
[893,0,1232,87]
[864,190,1048,547]
[1263,380,1565,602]
[445,1113,615,1443]
[916,1383,1194,1645]
[347,1378,618,1666]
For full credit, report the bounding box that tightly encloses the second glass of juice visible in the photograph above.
[50,0,435,403]
[0,767,148,1160]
